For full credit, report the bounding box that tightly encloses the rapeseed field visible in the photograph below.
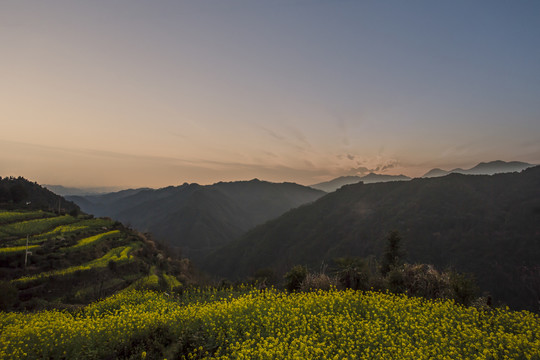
[1,288,538,359]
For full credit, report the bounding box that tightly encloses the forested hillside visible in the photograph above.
[68,179,325,261]
[205,167,540,311]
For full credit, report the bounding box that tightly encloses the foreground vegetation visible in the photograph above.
[1,288,539,359]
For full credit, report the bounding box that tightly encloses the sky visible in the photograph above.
[1,1,539,188]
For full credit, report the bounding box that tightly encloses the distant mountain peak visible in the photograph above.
[422,160,535,178]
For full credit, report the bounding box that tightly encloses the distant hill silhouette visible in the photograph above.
[0,176,80,214]
[422,160,534,178]
[311,173,411,192]
[67,180,325,262]
[204,166,540,311]
[44,185,124,196]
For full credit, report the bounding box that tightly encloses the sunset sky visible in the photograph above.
[1,1,539,188]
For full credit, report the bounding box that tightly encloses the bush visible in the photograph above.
[449,271,478,306]
[300,273,337,292]
[0,281,18,311]
[284,265,308,292]
[400,264,452,299]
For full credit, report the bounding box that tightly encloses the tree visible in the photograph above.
[9,184,27,203]
[284,265,308,292]
[380,230,404,276]
[334,257,368,290]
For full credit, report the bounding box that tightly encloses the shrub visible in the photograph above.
[449,271,478,306]
[300,273,337,292]
[0,281,18,311]
[284,265,308,292]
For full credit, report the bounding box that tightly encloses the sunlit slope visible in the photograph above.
[0,288,538,359]
[0,210,192,310]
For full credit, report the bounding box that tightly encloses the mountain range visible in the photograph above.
[203,166,540,311]
[67,180,325,261]
[422,160,535,178]
[310,160,535,193]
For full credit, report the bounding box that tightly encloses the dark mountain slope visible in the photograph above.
[205,167,540,311]
[310,173,410,192]
[68,180,326,261]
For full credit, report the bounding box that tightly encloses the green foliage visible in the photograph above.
[380,230,404,276]
[284,265,308,292]
[449,271,479,306]
[9,184,27,204]
[0,281,17,311]
[335,257,369,290]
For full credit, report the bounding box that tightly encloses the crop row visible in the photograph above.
[65,230,121,251]
[0,210,54,225]
[0,215,79,239]
[8,218,116,246]
[13,243,137,284]
[1,288,538,359]
[0,245,39,255]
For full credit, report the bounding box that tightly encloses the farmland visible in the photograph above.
[0,288,538,359]
[0,210,191,311]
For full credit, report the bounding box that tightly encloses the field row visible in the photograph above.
[0,210,54,225]
[13,242,138,284]
[1,288,538,359]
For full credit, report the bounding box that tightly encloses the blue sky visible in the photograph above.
[1,1,539,187]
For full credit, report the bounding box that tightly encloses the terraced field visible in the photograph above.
[0,210,188,310]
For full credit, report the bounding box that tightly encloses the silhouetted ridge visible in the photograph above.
[422,160,534,178]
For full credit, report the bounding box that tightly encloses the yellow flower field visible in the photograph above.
[0,288,538,360]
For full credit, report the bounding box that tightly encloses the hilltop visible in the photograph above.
[1,176,80,214]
